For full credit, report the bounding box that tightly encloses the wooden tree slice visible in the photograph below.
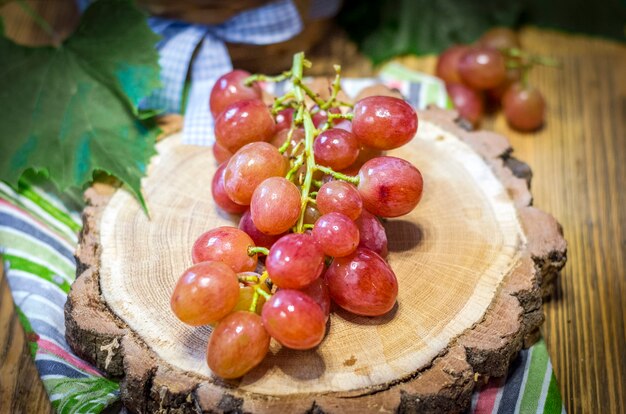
[65,107,566,413]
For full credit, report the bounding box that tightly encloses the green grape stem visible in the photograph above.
[315,165,360,185]
[238,274,260,284]
[248,52,360,233]
[247,246,269,256]
[245,70,292,86]
[249,290,260,312]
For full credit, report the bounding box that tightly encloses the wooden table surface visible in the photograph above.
[0,3,624,412]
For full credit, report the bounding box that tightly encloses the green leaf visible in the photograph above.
[45,376,119,414]
[0,0,161,209]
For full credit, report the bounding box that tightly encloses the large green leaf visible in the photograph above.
[0,0,161,208]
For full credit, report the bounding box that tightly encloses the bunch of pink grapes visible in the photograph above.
[170,53,424,379]
[437,27,554,132]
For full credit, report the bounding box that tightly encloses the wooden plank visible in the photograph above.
[0,259,53,414]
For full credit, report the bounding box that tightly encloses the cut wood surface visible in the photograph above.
[65,108,566,413]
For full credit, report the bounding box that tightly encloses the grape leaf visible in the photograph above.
[0,0,162,209]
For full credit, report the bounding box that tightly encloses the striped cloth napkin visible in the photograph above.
[0,71,564,414]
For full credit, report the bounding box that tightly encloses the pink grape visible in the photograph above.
[503,83,546,132]
[266,233,324,289]
[312,105,341,128]
[215,99,275,153]
[270,128,305,155]
[212,141,233,164]
[303,204,322,225]
[316,181,362,221]
[325,248,398,316]
[192,227,257,273]
[478,27,520,51]
[170,261,239,325]
[436,45,470,84]
[458,48,507,90]
[232,283,270,314]
[312,213,360,257]
[238,210,283,249]
[355,210,388,258]
[486,67,521,103]
[224,142,286,205]
[351,145,385,169]
[446,83,484,125]
[211,163,247,214]
[313,128,360,170]
[352,96,418,150]
[209,70,262,118]
[299,277,331,320]
[251,177,301,235]
[262,289,326,350]
[275,107,295,131]
[334,119,352,132]
[207,311,270,378]
[358,156,423,217]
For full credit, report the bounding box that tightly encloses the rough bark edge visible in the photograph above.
[64,108,567,413]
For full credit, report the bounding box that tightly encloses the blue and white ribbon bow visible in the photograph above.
[141,0,306,145]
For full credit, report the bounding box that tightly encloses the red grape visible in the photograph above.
[303,204,322,225]
[355,210,388,258]
[503,83,546,132]
[209,70,262,118]
[238,210,283,249]
[312,106,341,128]
[316,181,362,221]
[325,248,398,316]
[270,127,305,155]
[275,107,295,131]
[478,27,520,51]
[334,119,352,132]
[192,227,257,273]
[224,142,286,205]
[233,283,269,314]
[352,96,418,150]
[250,177,301,235]
[313,128,360,170]
[312,212,359,257]
[212,141,233,164]
[458,48,507,90]
[262,290,326,349]
[446,83,484,125]
[171,261,239,325]
[486,67,521,103]
[436,45,470,84]
[207,311,270,378]
[215,99,275,153]
[357,156,423,217]
[266,233,324,289]
[299,277,331,320]
[211,163,247,214]
[351,145,385,170]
